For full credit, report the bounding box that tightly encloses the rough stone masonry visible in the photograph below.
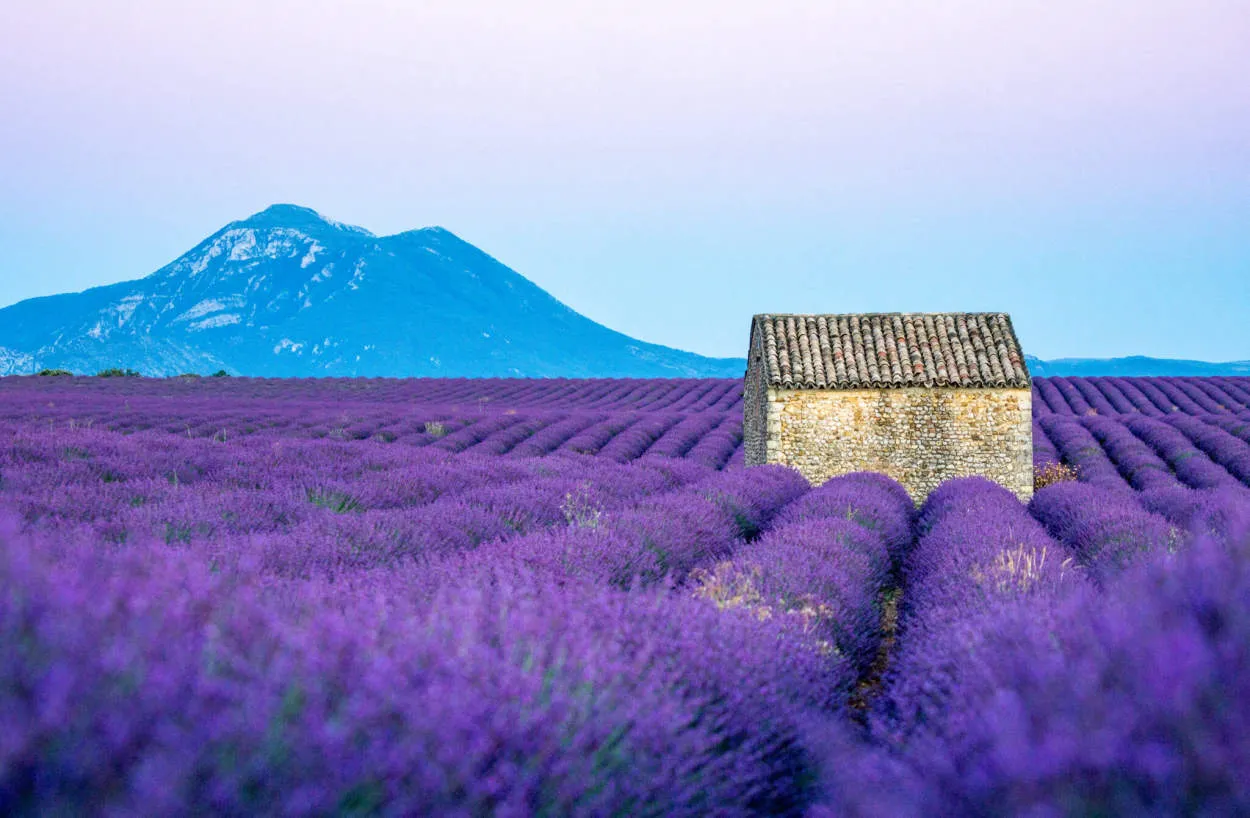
[744,313,1033,503]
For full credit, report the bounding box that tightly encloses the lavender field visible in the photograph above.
[3,374,1250,815]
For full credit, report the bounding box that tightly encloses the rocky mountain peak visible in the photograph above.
[0,206,746,378]
[235,204,376,238]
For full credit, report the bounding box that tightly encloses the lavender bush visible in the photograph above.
[880,521,1250,816]
[1082,415,1182,491]
[866,478,1089,812]
[772,471,916,566]
[1029,480,1180,581]
[1124,415,1242,489]
[0,517,848,815]
[1165,414,1250,484]
[1037,417,1135,492]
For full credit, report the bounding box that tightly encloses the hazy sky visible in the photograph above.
[1,0,1247,361]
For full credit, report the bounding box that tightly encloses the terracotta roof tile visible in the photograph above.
[750,312,1030,389]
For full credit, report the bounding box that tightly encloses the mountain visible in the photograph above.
[0,205,747,378]
[1024,354,1250,378]
[2,206,1244,380]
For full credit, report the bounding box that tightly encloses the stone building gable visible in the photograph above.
[743,327,769,466]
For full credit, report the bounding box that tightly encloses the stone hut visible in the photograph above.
[743,313,1033,502]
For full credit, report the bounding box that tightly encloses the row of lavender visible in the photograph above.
[6,402,1250,493]
[4,375,1250,438]
[0,375,746,412]
[1035,412,1250,495]
[5,372,1250,416]
[838,474,1250,814]
[0,407,745,470]
[1034,375,1250,416]
[13,410,1250,500]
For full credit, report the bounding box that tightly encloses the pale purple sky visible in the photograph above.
[1,0,1247,360]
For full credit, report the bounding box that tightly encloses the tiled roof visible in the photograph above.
[750,313,1030,390]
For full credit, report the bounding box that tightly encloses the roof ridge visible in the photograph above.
[752,311,1016,318]
[750,312,1030,390]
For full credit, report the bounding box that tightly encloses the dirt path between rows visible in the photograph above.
[848,586,901,720]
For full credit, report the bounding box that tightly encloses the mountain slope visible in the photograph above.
[0,205,746,378]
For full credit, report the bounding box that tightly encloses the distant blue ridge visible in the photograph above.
[1024,354,1249,378]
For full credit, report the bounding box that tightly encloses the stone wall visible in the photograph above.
[743,331,769,466]
[762,386,1033,502]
